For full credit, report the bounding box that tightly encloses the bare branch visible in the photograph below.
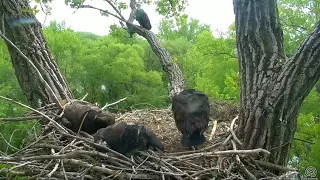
[101,97,127,110]
[76,0,186,99]
[0,96,67,133]
[0,116,42,121]
[78,5,125,22]
[104,0,126,20]
[209,120,218,141]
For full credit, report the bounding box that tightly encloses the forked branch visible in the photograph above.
[76,0,186,99]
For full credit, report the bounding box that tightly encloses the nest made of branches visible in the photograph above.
[0,99,299,180]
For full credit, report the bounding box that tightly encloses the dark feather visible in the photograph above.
[172,89,210,147]
[93,122,164,155]
[60,102,115,134]
[135,9,152,30]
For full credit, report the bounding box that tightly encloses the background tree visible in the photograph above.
[234,0,320,167]
[0,0,73,108]
[71,0,189,100]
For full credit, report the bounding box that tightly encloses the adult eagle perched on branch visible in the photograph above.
[172,89,210,148]
[135,3,152,30]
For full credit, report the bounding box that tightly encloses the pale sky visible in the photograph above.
[32,0,235,36]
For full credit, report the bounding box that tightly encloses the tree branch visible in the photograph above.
[77,1,186,99]
[78,5,124,21]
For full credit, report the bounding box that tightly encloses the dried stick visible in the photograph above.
[79,5,125,22]
[60,160,68,180]
[222,134,233,146]
[230,116,242,146]
[254,160,297,172]
[77,111,88,135]
[58,131,138,166]
[174,148,270,159]
[10,132,50,156]
[48,149,60,178]
[231,140,256,180]
[64,158,159,179]
[101,97,127,110]
[0,96,67,133]
[80,93,88,101]
[190,167,222,177]
[209,120,218,141]
[0,116,43,121]
[167,142,222,156]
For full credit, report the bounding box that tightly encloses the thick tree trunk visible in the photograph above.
[234,0,320,167]
[0,0,73,108]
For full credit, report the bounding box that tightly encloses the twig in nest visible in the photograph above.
[80,93,88,101]
[58,131,138,166]
[11,132,53,156]
[8,161,36,171]
[171,148,270,160]
[37,159,54,178]
[0,116,43,121]
[60,160,68,180]
[254,160,297,172]
[230,116,242,146]
[48,149,60,177]
[259,171,299,180]
[209,119,218,141]
[167,142,222,156]
[101,97,127,110]
[77,111,88,135]
[139,151,193,179]
[190,167,222,177]
[0,96,67,133]
[231,140,256,180]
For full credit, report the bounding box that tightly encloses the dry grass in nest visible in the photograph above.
[116,100,239,153]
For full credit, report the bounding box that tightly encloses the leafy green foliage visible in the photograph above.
[183,31,238,100]
[159,15,211,43]
[277,0,320,173]
[278,0,319,57]
[290,114,320,177]
[43,21,168,110]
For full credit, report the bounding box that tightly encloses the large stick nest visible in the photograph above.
[0,100,299,180]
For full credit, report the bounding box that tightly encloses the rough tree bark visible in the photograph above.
[0,0,73,108]
[234,0,320,167]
